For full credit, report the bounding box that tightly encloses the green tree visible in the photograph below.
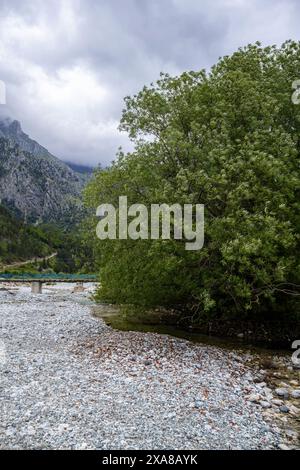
[85,41,300,321]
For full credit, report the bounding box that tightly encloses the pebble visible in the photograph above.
[291,390,300,399]
[272,399,284,406]
[275,388,289,399]
[279,405,290,414]
[288,405,299,416]
[247,394,261,404]
[0,284,285,450]
[285,429,298,440]
[278,443,291,450]
[260,401,271,409]
[194,400,202,409]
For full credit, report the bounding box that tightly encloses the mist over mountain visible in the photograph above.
[66,162,94,175]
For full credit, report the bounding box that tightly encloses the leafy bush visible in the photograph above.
[85,41,300,321]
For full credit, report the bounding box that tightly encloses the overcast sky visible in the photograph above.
[0,0,299,166]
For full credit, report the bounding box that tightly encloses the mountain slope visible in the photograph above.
[0,118,89,224]
[0,118,57,160]
[0,204,52,265]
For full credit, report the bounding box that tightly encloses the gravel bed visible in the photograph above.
[0,284,283,449]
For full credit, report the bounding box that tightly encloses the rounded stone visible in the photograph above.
[279,405,290,414]
[291,390,300,399]
[260,401,271,409]
[275,388,289,398]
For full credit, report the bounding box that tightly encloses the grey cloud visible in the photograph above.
[0,0,299,166]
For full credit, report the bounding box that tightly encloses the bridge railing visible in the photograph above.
[0,273,98,281]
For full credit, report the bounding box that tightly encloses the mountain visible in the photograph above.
[0,117,90,224]
[65,161,94,186]
[66,162,94,175]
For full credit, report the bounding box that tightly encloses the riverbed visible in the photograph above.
[0,283,299,449]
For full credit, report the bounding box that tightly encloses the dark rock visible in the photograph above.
[279,405,290,413]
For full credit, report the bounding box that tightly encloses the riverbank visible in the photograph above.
[0,284,299,449]
[94,304,300,350]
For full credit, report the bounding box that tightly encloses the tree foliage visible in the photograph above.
[85,41,300,320]
[0,205,52,264]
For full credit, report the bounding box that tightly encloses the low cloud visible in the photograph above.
[0,0,299,166]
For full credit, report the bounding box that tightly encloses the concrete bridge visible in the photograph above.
[0,273,98,293]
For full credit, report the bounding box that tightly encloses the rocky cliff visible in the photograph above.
[0,117,89,224]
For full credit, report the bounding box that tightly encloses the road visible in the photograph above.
[0,252,57,270]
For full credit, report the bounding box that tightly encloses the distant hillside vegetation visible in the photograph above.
[0,205,52,265]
